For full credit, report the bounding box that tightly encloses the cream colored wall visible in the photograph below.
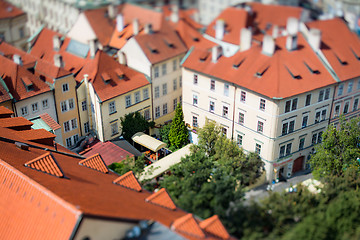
[88,83,103,141]
[121,39,152,77]
[0,14,28,50]
[67,13,97,45]
[0,101,14,112]
[76,82,91,137]
[74,217,136,240]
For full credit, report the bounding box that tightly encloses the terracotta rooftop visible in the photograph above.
[113,170,142,192]
[200,215,230,240]
[183,33,336,99]
[81,140,134,165]
[39,113,61,131]
[145,188,177,210]
[0,80,13,104]
[24,152,64,178]
[307,18,360,82]
[0,117,32,130]
[79,153,109,174]
[0,41,37,65]
[0,106,13,118]
[0,0,24,19]
[171,213,205,239]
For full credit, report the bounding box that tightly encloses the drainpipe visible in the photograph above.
[231,83,236,140]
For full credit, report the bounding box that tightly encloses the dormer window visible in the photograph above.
[101,72,111,83]
[21,77,33,91]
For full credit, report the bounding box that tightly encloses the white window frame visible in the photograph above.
[282,119,295,135]
[240,91,246,102]
[222,105,228,118]
[143,88,149,100]
[162,83,167,96]
[134,91,140,103]
[209,101,215,112]
[338,84,344,96]
[193,94,198,106]
[260,98,266,111]
[144,109,150,120]
[210,79,215,91]
[31,102,38,113]
[84,122,90,134]
[154,66,159,78]
[348,81,353,93]
[224,83,229,96]
[173,79,177,91]
[42,99,49,109]
[155,106,160,118]
[21,106,28,116]
[62,83,69,92]
[193,74,198,85]
[162,63,167,75]
[163,103,168,115]
[111,122,119,136]
[154,86,160,98]
[109,101,116,114]
[82,101,87,111]
[192,116,198,127]
[257,121,264,133]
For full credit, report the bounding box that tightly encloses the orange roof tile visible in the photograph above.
[39,113,61,131]
[84,8,115,46]
[113,171,142,192]
[146,188,176,210]
[200,215,230,239]
[0,41,37,65]
[79,153,109,174]
[171,213,205,239]
[0,0,24,19]
[0,106,13,117]
[0,117,33,130]
[16,129,56,140]
[24,152,64,178]
[307,18,360,82]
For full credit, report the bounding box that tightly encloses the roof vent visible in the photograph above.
[115,68,125,79]
[15,142,29,151]
[199,51,210,62]
[113,171,142,192]
[116,14,124,32]
[147,43,158,54]
[133,19,139,35]
[215,19,225,40]
[13,54,22,65]
[334,52,348,65]
[233,56,245,69]
[145,188,176,210]
[262,35,275,56]
[164,38,175,48]
[212,46,222,63]
[350,47,360,60]
[79,153,109,173]
[24,153,64,178]
[308,28,321,52]
[21,77,33,91]
[285,65,302,79]
[255,64,269,77]
[54,54,64,68]
[304,61,320,74]
[240,28,252,52]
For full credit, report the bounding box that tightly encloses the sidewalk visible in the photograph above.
[244,169,313,204]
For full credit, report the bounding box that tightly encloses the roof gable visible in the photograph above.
[199,215,230,239]
[113,171,142,192]
[79,153,109,174]
[24,153,64,178]
[67,12,97,45]
[145,188,176,210]
[39,113,61,131]
[171,213,205,239]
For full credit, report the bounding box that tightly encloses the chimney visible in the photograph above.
[212,46,222,63]
[108,4,117,19]
[144,23,153,34]
[215,19,225,40]
[53,35,61,51]
[286,35,298,51]
[240,28,252,51]
[13,54,22,65]
[117,51,126,65]
[89,40,97,58]
[262,35,275,56]
[54,54,64,68]
[286,17,299,51]
[116,14,124,32]
[84,74,89,85]
[272,25,279,38]
[133,19,139,35]
[308,28,321,51]
[170,5,179,23]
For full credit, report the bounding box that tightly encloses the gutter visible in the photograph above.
[69,214,83,240]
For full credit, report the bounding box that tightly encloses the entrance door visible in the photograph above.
[292,156,304,173]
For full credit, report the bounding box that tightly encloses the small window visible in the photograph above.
[285,143,292,156]
[68,99,74,110]
[279,145,285,158]
[66,137,72,148]
[162,63,167,75]
[173,59,177,71]
[209,101,215,112]
[42,99,49,109]
[193,95,198,106]
[84,122,90,133]
[241,91,246,102]
[19,27,25,38]
[288,120,295,133]
[173,79,177,91]
[62,83,69,92]
[302,115,308,128]
[357,79,360,90]
[31,103,38,113]
[318,90,324,102]
[21,106,28,116]
[338,84,344,96]
[193,74,198,85]
[61,101,68,112]
[224,83,229,96]
[144,109,150,120]
[222,127,227,136]
[223,106,228,118]
[109,101,116,114]
[82,101,87,111]
[299,138,305,150]
[179,95,182,105]
[173,98,178,111]
[154,66,159,78]
[344,101,349,114]
[162,83,167,96]
[305,94,311,106]
[155,106,160,118]
[285,100,291,113]
[179,76,182,87]
[255,143,261,155]
[321,109,326,121]
[163,103,168,115]
[192,116,198,127]
[135,91,140,103]
[73,134,79,144]
[257,121,264,133]
[111,122,118,135]
[239,112,244,124]
[210,79,215,91]
[348,81,353,93]
[125,95,131,107]
[143,88,149,100]
[334,104,340,116]
[154,86,160,98]
[353,98,359,111]
[324,88,330,100]
[260,99,266,111]
[71,118,77,129]
[237,134,243,146]
[291,98,297,111]
[64,121,70,132]
[282,122,288,135]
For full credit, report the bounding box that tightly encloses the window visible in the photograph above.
[222,127,227,136]
[19,27,25,38]
[64,121,70,132]
[179,76,182,87]
[302,115,308,128]
[223,106,228,118]
[173,98,178,110]
[154,66,159,78]
[343,101,349,114]
[73,134,79,144]
[279,143,292,158]
[162,63,167,75]
[257,121,264,133]
[241,91,246,102]
[163,103,168,115]
[68,98,74,110]
[255,143,261,155]
[21,106,28,116]
[239,112,244,124]
[193,74,198,84]
[173,59,177,71]
[210,79,215,90]
[318,90,324,102]
[192,116,198,127]
[315,109,326,123]
[224,83,229,96]
[353,98,359,111]
[305,94,311,106]
[84,122,90,133]
[66,137,72,148]
[155,86,160,98]
[299,138,305,150]
[155,106,160,118]
[289,120,295,133]
[338,84,344,96]
[71,119,77,129]
[348,81,353,93]
[291,98,298,111]
[180,95,182,105]
[162,83,167,96]
[312,131,323,145]
[324,88,330,100]
[109,101,116,114]
[358,79,360,90]
[286,143,292,156]
[282,120,295,135]
[62,83,69,92]
[285,98,298,113]
[173,79,177,91]
[144,109,150,120]
[61,101,68,112]
[209,101,215,112]
[334,104,340,116]
[279,145,285,158]
[134,91,140,103]
[111,122,118,135]
[285,100,291,113]
[237,134,243,146]
[82,101,87,111]
[31,103,38,113]
[260,99,266,111]
[143,88,149,100]
[42,99,48,109]
[193,95,198,106]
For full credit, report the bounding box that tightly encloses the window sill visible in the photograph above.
[109,111,117,115]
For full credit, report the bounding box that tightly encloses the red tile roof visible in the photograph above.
[24,152,64,178]
[0,117,33,130]
[0,41,37,65]
[79,153,109,174]
[183,34,336,99]
[113,171,142,192]
[200,215,230,239]
[307,18,360,82]
[109,21,145,49]
[0,106,13,117]
[16,129,56,141]
[82,140,134,165]
[171,213,205,239]
[145,188,176,210]
[0,0,24,19]
[0,81,12,104]
[39,113,61,131]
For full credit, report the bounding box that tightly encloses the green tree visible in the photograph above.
[168,104,189,149]
[159,123,172,146]
[108,155,147,177]
[120,112,154,142]
[309,117,360,178]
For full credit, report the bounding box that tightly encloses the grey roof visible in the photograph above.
[111,137,142,157]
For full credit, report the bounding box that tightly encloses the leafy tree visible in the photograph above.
[120,112,155,142]
[309,117,360,178]
[159,123,172,146]
[108,155,147,177]
[168,103,189,149]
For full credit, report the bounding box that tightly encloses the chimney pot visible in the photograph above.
[272,25,279,38]
[144,23,153,34]
[262,35,275,56]
[53,35,61,51]
[170,5,179,23]
[117,51,126,65]
[240,28,252,51]
[13,54,22,65]
[89,40,97,58]
[286,34,298,51]
[215,19,225,40]
[133,19,139,35]
[116,14,124,32]
[108,4,117,19]
[212,46,222,63]
[54,54,63,68]
[308,28,321,51]
[286,17,299,36]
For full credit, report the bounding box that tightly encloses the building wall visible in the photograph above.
[67,13,97,45]
[121,39,152,77]
[0,14,28,50]
[77,82,91,137]
[0,100,14,112]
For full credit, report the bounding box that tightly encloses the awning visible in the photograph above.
[131,132,166,152]
[139,144,192,181]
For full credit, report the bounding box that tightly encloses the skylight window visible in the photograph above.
[101,72,111,83]
[304,61,320,74]
[199,52,210,62]
[285,64,302,79]
[333,52,348,65]
[233,57,245,69]
[255,65,269,77]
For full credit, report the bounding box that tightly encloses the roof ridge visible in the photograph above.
[199,215,230,239]
[113,171,142,192]
[79,153,109,174]
[145,188,176,210]
[24,152,64,178]
[171,213,205,238]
